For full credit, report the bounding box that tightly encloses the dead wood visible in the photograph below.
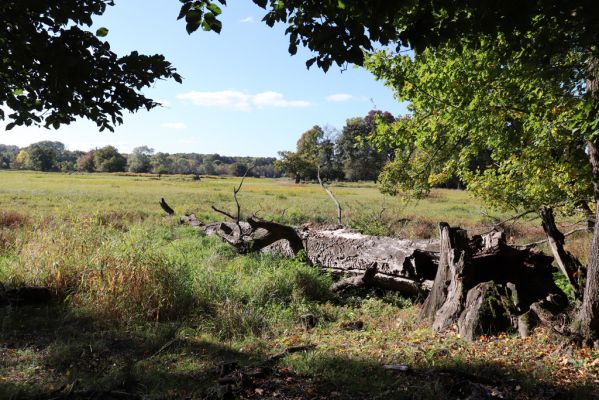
[317,165,342,225]
[330,262,378,292]
[168,201,565,316]
[540,206,585,300]
[420,223,568,340]
[159,198,175,216]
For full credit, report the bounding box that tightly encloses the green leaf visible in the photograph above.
[207,3,222,15]
[95,27,109,37]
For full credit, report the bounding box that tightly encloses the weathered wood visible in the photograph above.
[420,223,468,323]
[421,223,568,340]
[207,218,306,255]
[159,198,175,216]
[540,206,584,300]
[173,204,567,324]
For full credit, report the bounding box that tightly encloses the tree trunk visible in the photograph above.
[540,206,584,300]
[173,206,569,339]
[419,223,469,323]
[579,58,599,345]
[581,140,599,344]
[420,224,567,341]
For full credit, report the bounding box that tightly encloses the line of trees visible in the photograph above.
[0,142,281,177]
[276,110,396,183]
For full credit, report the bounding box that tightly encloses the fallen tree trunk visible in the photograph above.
[178,212,439,296]
[168,201,568,339]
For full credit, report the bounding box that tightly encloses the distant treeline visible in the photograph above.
[0,142,281,177]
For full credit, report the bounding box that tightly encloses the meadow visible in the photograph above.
[0,171,596,399]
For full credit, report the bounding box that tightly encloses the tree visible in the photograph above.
[77,150,96,172]
[128,146,154,173]
[13,150,29,170]
[336,112,393,181]
[94,146,126,172]
[0,145,18,169]
[276,125,341,183]
[362,30,597,343]
[1,1,181,132]
[275,151,310,184]
[25,141,66,172]
[177,1,599,343]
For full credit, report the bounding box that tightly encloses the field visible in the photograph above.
[0,171,597,399]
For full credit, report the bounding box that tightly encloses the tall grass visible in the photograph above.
[0,214,331,337]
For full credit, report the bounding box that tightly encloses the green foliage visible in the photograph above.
[94,145,127,172]
[180,2,599,75]
[127,146,154,173]
[276,125,342,182]
[336,111,393,181]
[25,141,63,172]
[0,1,181,131]
[365,43,592,212]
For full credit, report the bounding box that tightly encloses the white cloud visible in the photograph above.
[240,16,254,23]
[160,122,187,130]
[176,90,311,111]
[155,99,171,108]
[252,91,311,109]
[326,93,353,102]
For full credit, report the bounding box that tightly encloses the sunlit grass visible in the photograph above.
[0,171,595,399]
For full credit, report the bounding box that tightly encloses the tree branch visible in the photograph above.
[211,205,235,220]
[317,165,342,225]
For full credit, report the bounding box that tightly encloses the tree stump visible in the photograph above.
[420,224,568,340]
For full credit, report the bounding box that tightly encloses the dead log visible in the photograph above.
[540,206,585,300]
[172,203,564,316]
[421,223,568,340]
[159,198,175,216]
[177,211,440,296]
[207,217,305,255]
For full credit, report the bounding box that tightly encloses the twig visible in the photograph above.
[480,209,537,235]
[148,338,179,359]
[233,165,253,224]
[211,205,235,220]
[515,227,589,248]
[317,165,342,225]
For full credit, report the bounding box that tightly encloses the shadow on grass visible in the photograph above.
[284,351,598,400]
[0,305,596,400]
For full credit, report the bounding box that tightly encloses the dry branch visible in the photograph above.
[159,198,175,216]
[317,165,342,225]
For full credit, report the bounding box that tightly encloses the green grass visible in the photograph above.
[0,170,502,234]
[0,171,596,399]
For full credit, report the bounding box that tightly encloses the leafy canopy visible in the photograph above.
[1,1,182,132]
[179,1,599,72]
[365,41,592,211]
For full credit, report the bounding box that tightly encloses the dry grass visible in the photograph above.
[0,171,597,399]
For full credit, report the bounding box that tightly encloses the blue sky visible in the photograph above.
[2,1,406,157]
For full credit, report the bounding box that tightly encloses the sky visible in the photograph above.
[1,1,406,157]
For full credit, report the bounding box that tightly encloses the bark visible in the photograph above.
[420,224,567,340]
[419,223,469,324]
[173,204,569,336]
[210,218,305,255]
[540,207,584,300]
[579,58,599,344]
[159,198,175,216]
